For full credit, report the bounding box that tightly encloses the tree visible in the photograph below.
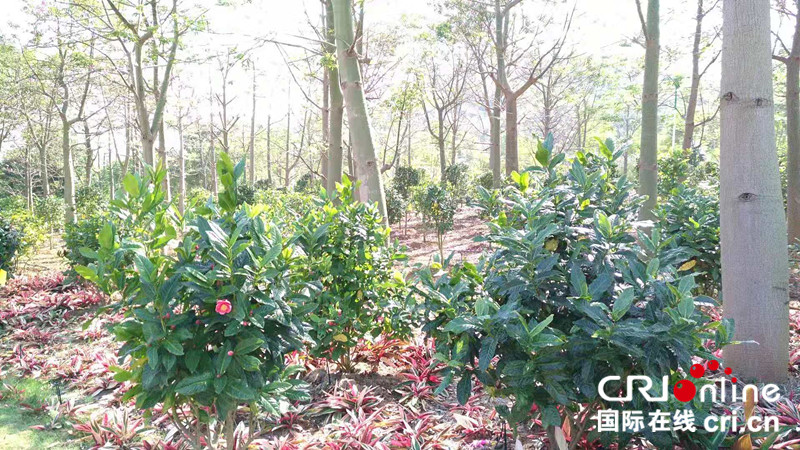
[683,0,720,151]
[635,0,660,221]
[420,39,468,182]
[491,0,572,175]
[332,0,387,219]
[325,0,344,195]
[721,0,789,382]
[25,11,96,223]
[103,0,181,169]
[775,0,800,244]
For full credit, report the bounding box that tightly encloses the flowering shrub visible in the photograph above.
[78,158,311,447]
[294,176,412,370]
[417,139,732,448]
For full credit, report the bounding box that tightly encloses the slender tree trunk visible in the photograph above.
[249,68,257,186]
[84,120,93,184]
[285,105,291,188]
[178,112,186,215]
[321,61,330,185]
[266,115,272,185]
[407,120,412,166]
[159,118,171,200]
[638,0,660,221]
[683,0,703,150]
[332,0,387,220]
[438,111,446,182]
[326,0,344,195]
[720,0,789,383]
[25,147,32,210]
[109,140,114,201]
[62,121,76,223]
[494,0,507,181]
[784,8,800,244]
[505,96,519,175]
[39,144,49,196]
[209,87,218,196]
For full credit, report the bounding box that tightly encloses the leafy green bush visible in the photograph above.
[63,216,104,269]
[294,176,412,371]
[385,184,407,225]
[393,166,424,201]
[34,195,64,233]
[253,179,273,191]
[476,172,493,191]
[659,148,719,196]
[417,140,731,448]
[443,163,470,205]
[78,158,310,445]
[187,187,212,207]
[413,183,456,261]
[236,184,256,206]
[0,216,22,274]
[0,195,45,261]
[294,172,321,193]
[75,184,106,220]
[654,186,720,295]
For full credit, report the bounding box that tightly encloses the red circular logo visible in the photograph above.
[673,380,697,402]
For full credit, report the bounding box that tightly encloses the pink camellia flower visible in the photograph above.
[215,299,232,315]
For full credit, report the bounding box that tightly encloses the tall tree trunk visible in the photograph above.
[158,118,170,200]
[109,139,115,201]
[720,0,789,383]
[683,0,703,150]
[505,96,519,175]
[784,8,800,244]
[209,87,218,196]
[494,0,508,180]
[84,120,93,184]
[285,105,291,188]
[321,61,330,185]
[39,144,49,196]
[178,111,186,215]
[332,0,387,219]
[62,121,76,223]
[25,147,32,210]
[438,111,446,182]
[326,0,344,195]
[249,68,257,186]
[638,0,660,221]
[266,115,272,185]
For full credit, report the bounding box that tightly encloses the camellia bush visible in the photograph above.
[416,139,732,448]
[294,175,413,371]
[0,215,22,276]
[77,158,311,449]
[654,186,720,296]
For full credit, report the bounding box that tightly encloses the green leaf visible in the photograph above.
[185,350,201,373]
[175,372,212,395]
[74,265,99,282]
[225,379,256,400]
[612,288,635,321]
[236,355,261,371]
[122,173,139,197]
[456,374,472,405]
[594,210,612,239]
[163,338,184,356]
[478,337,497,371]
[528,314,554,338]
[234,338,264,355]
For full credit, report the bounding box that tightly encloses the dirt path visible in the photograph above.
[393,206,490,267]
